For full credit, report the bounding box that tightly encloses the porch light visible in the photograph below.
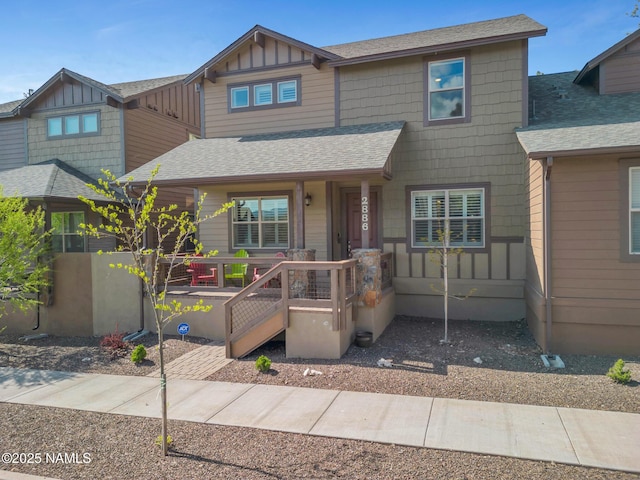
[305,193,312,207]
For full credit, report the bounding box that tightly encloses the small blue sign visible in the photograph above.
[177,323,190,336]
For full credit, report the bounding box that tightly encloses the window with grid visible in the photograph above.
[427,58,465,121]
[232,196,289,249]
[51,212,85,252]
[411,188,484,248]
[630,167,640,254]
[47,112,100,138]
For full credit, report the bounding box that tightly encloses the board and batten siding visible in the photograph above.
[0,119,26,171]
[202,63,335,137]
[27,105,122,178]
[198,181,328,261]
[601,36,640,94]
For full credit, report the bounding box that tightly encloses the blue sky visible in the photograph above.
[0,0,637,104]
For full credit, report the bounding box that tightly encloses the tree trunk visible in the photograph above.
[158,327,168,456]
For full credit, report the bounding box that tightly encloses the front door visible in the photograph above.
[345,191,378,257]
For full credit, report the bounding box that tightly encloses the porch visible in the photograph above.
[159,251,395,359]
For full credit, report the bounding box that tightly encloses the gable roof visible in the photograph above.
[185,15,546,83]
[185,25,341,84]
[324,14,547,66]
[0,159,106,202]
[119,121,405,187]
[574,28,640,85]
[11,69,188,116]
[516,72,640,158]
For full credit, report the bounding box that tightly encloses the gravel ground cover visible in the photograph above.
[0,316,638,479]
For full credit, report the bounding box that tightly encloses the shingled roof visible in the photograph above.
[324,14,546,66]
[516,72,640,158]
[0,159,106,201]
[120,121,405,186]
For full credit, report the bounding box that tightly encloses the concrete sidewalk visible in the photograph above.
[1,366,638,475]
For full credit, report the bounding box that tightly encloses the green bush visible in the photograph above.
[607,359,632,384]
[255,355,272,373]
[130,344,147,364]
[155,434,173,448]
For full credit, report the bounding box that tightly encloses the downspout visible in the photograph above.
[543,156,553,355]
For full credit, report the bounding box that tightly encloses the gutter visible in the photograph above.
[543,156,553,355]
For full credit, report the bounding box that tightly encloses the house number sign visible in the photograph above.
[361,196,369,231]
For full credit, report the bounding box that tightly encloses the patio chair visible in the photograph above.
[186,257,217,286]
[252,252,286,287]
[224,249,249,287]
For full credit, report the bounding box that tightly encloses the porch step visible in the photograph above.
[229,310,285,358]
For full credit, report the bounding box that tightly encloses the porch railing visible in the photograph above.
[224,259,357,357]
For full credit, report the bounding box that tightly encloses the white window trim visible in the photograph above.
[411,187,485,248]
[253,84,273,106]
[629,167,640,254]
[277,80,298,103]
[231,195,290,250]
[428,57,466,121]
[230,86,250,109]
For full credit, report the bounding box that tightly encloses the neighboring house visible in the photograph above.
[0,68,201,252]
[123,15,547,327]
[517,30,640,355]
[0,69,201,337]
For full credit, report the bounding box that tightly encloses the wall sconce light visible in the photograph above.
[305,193,312,207]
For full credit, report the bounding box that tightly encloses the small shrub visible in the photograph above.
[155,434,173,448]
[130,344,147,364]
[255,355,272,373]
[100,330,129,358]
[607,359,632,384]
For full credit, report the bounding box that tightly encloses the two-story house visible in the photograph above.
[0,68,201,335]
[122,15,547,342]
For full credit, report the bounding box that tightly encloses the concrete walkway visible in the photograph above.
[1,366,639,475]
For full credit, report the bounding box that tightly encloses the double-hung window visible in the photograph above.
[411,188,484,248]
[231,196,290,249]
[630,167,640,254]
[51,212,85,253]
[425,56,468,125]
[228,76,300,112]
[47,112,100,138]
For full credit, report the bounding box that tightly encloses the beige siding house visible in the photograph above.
[123,15,548,332]
[517,29,640,355]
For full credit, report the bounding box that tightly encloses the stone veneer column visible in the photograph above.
[287,248,316,298]
[352,249,381,307]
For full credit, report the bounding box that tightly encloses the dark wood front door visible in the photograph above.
[346,191,378,256]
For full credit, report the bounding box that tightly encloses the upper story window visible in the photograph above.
[630,167,640,254]
[424,55,470,126]
[231,195,290,250]
[410,187,485,248]
[228,76,300,112]
[51,212,85,252]
[47,112,100,139]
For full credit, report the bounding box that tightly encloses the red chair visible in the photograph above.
[187,260,217,286]
[252,252,286,287]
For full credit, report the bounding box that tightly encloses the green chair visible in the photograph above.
[224,249,249,287]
